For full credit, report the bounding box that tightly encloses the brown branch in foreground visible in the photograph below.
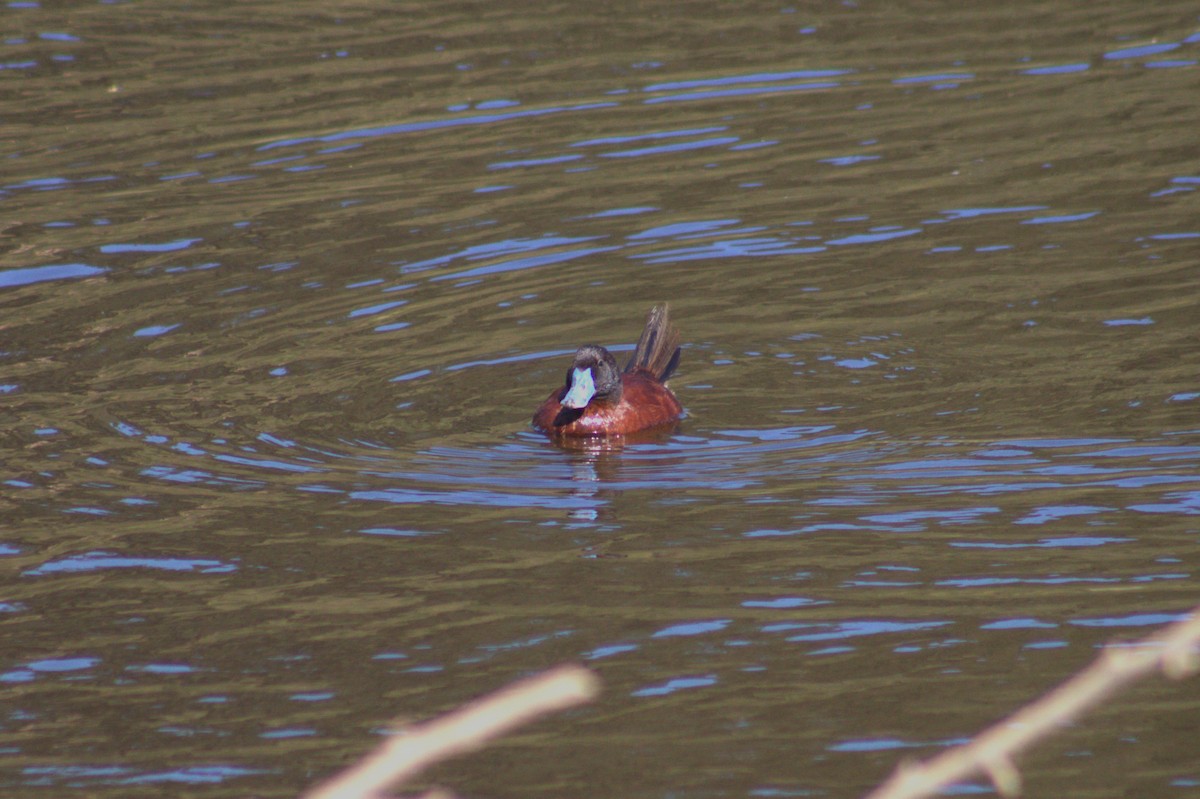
[303,664,600,799]
[866,605,1200,799]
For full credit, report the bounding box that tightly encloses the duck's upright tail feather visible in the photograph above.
[624,304,681,381]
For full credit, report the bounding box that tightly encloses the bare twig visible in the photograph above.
[866,605,1200,799]
[304,664,600,799]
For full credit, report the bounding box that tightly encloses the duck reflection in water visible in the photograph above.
[533,304,684,440]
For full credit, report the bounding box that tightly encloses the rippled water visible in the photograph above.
[3,1,1199,796]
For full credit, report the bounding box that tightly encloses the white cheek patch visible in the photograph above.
[562,367,596,408]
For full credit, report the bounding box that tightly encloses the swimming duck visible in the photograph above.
[533,304,683,437]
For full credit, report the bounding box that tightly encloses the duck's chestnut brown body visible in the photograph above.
[533,305,683,438]
[533,369,683,436]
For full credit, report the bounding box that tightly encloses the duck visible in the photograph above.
[533,304,683,437]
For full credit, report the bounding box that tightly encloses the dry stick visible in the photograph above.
[304,664,601,799]
[866,605,1200,799]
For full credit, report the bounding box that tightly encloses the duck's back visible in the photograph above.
[615,370,683,430]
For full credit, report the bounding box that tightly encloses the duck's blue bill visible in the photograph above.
[562,367,596,408]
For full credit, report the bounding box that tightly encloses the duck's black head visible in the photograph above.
[561,344,622,408]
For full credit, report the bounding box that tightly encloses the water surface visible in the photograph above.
[3,1,1199,797]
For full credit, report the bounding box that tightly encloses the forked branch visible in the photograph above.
[866,605,1200,799]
